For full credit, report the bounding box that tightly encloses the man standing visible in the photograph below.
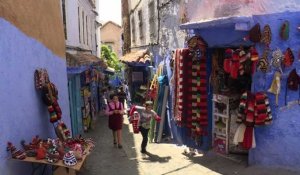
[117,86,127,108]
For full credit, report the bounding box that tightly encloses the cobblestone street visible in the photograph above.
[79,114,300,175]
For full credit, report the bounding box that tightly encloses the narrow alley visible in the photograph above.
[3,1,300,174]
[79,114,299,175]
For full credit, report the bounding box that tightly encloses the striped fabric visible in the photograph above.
[237,91,272,126]
[174,49,184,126]
[173,43,208,142]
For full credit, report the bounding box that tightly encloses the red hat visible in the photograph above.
[232,51,240,61]
[283,47,294,67]
[225,48,233,59]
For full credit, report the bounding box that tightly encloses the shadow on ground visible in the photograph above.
[141,152,172,163]
[180,150,299,175]
[78,114,140,175]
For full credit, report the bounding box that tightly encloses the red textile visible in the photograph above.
[108,102,123,131]
[242,126,253,150]
[173,37,208,141]
[230,60,240,79]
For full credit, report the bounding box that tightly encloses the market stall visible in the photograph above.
[7,68,95,175]
[178,12,300,167]
[120,50,153,105]
[9,136,94,175]
[66,52,107,134]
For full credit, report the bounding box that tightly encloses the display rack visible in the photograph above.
[212,93,240,155]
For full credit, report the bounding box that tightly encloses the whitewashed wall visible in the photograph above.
[186,0,300,22]
[128,0,186,56]
[65,0,99,55]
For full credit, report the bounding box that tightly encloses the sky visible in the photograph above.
[98,0,122,26]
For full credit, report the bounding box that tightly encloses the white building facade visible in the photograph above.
[61,0,101,56]
[128,0,187,60]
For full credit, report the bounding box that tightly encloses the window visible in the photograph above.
[148,1,156,42]
[86,16,88,45]
[78,7,81,43]
[91,19,93,48]
[95,34,97,49]
[131,17,136,44]
[82,11,85,44]
[95,23,97,49]
[62,0,67,39]
[138,10,143,40]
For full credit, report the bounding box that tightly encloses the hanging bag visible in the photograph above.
[249,23,261,43]
[285,69,300,105]
[34,69,49,90]
[261,25,272,46]
[271,48,284,73]
[55,121,71,141]
[280,20,289,41]
[257,48,269,73]
[283,47,294,68]
[268,71,281,106]
[131,111,140,134]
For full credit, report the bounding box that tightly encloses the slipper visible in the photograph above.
[280,20,289,40]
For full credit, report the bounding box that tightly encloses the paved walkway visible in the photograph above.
[79,114,300,175]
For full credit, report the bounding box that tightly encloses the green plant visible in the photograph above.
[101,45,123,72]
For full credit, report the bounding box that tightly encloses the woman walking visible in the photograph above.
[106,93,125,148]
[130,101,161,153]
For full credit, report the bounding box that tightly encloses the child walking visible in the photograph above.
[130,101,161,153]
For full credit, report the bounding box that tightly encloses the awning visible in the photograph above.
[120,49,151,64]
[66,52,107,74]
[180,16,254,30]
[179,16,254,48]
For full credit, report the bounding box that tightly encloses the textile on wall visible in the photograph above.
[173,36,208,145]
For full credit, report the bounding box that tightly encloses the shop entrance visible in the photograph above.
[211,47,254,160]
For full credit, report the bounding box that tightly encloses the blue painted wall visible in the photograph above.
[249,11,300,170]
[190,11,300,170]
[0,19,71,174]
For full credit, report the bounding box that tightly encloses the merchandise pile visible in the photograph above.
[7,135,95,166]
